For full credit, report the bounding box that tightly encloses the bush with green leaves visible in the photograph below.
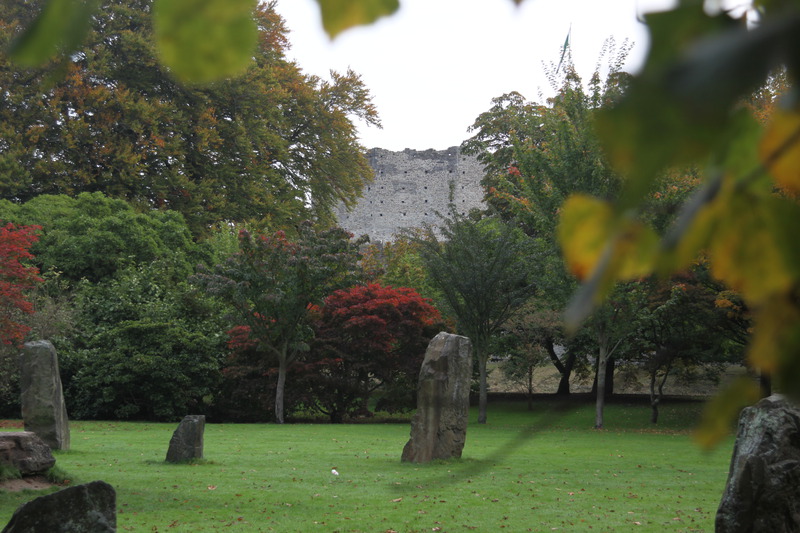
[63,262,230,421]
[0,192,205,284]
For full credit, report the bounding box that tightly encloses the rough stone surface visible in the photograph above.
[716,394,800,533]
[0,432,55,476]
[166,415,205,463]
[401,332,472,463]
[1,480,116,532]
[335,147,485,243]
[19,340,70,450]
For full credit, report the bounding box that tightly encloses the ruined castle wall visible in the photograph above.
[335,147,486,242]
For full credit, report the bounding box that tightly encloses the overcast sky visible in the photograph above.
[276,0,677,151]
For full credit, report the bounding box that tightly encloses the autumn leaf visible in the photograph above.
[760,108,800,195]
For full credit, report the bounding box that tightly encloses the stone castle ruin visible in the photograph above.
[335,147,486,243]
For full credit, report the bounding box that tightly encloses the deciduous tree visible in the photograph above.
[301,283,441,422]
[0,222,41,345]
[193,222,363,423]
[414,213,535,424]
[0,0,379,235]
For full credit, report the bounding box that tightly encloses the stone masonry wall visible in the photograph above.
[335,147,486,242]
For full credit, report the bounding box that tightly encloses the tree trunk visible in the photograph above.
[595,347,607,429]
[649,370,659,424]
[552,346,576,396]
[527,364,533,411]
[591,356,615,396]
[274,353,287,424]
[649,351,672,425]
[478,354,488,424]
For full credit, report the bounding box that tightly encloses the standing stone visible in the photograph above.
[19,340,70,450]
[401,332,472,463]
[0,432,55,476]
[166,415,205,463]
[716,394,800,533]
[1,480,116,533]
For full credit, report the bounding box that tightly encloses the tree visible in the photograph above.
[0,222,42,345]
[63,262,229,420]
[0,192,201,283]
[0,0,379,235]
[193,222,363,423]
[630,272,738,424]
[301,283,442,422]
[414,212,535,424]
[493,301,550,410]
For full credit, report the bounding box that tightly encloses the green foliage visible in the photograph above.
[0,193,199,283]
[413,212,536,423]
[552,2,800,445]
[63,262,229,420]
[9,0,397,79]
[193,222,365,423]
[152,0,257,83]
[1,1,379,235]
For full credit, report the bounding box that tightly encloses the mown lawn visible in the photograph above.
[1,399,733,532]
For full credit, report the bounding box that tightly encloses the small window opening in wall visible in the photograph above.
[403,212,406,216]
[401,200,405,203]
[381,186,384,189]
[380,200,383,204]
[380,213,383,216]
[424,186,427,189]
[424,199,428,203]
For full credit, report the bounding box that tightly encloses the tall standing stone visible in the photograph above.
[19,340,70,450]
[166,415,205,463]
[716,394,800,532]
[401,332,472,463]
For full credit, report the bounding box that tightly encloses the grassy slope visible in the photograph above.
[1,400,732,532]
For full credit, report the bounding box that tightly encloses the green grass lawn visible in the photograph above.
[1,399,733,532]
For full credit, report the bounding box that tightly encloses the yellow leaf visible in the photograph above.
[558,194,659,282]
[748,296,800,374]
[557,195,614,281]
[693,377,761,450]
[708,193,800,304]
[760,109,800,195]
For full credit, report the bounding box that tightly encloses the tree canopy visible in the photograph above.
[0,0,379,236]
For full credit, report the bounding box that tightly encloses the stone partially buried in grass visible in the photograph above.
[0,431,55,477]
[166,415,205,463]
[402,332,472,463]
[1,480,116,532]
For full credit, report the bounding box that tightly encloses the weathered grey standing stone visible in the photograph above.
[19,340,70,450]
[0,432,55,476]
[716,394,800,533]
[166,415,205,463]
[1,480,116,532]
[401,332,472,463]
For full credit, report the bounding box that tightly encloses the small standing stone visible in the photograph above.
[19,340,70,450]
[0,432,55,476]
[401,332,472,463]
[716,394,800,532]
[166,415,205,463]
[1,480,116,533]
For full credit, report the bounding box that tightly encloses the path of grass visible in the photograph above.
[1,400,733,532]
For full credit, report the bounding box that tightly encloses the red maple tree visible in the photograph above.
[0,222,42,345]
[302,283,442,422]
